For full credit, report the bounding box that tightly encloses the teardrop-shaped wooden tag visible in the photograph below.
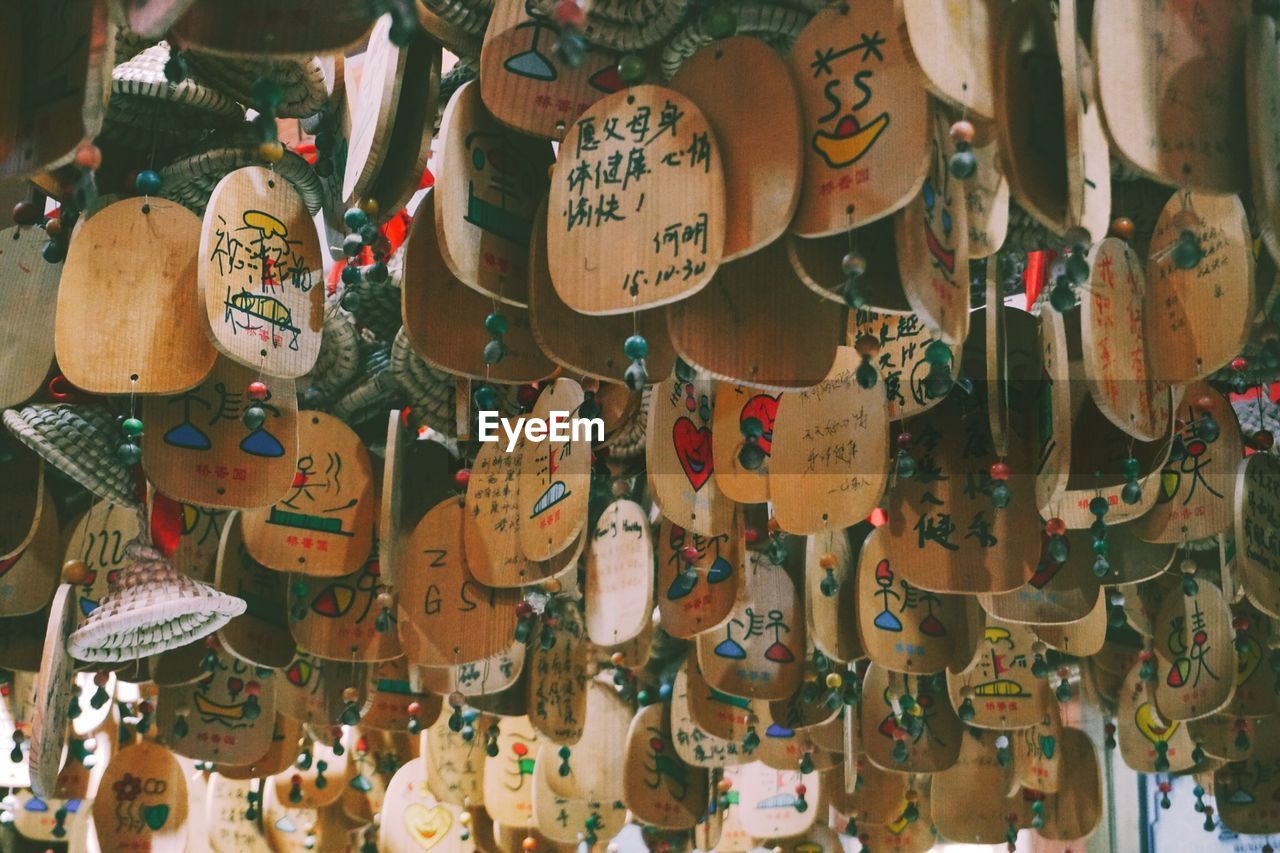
[157,647,277,764]
[729,761,817,839]
[482,715,539,825]
[426,709,489,807]
[518,379,590,562]
[531,751,628,843]
[57,197,216,393]
[215,513,295,669]
[1236,451,1280,619]
[584,498,652,646]
[200,167,324,377]
[946,616,1049,729]
[860,664,962,773]
[93,741,189,852]
[543,680,629,801]
[930,728,1027,844]
[655,515,741,639]
[647,372,733,536]
[1117,657,1195,773]
[525,605,590,744]
[670,661,749,768]
[1215,733,1280,834]
[1153,579,1236,721]
[64,501,140,620]
[464,423,544,588]
[0,226,60,407]
[622,701,708,829]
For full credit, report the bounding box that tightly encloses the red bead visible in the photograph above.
[74,142,102,171]
[357,736,369,753]
[94,670,110,686]
[1045,517,1066,537]
[743,528,760,544]
[245,681,261,697]
[1231,357,1248,372]
[366,561,381,577]
[1006,813,1018,824]
[291,774,302,786]
[454,468,471,487]
[1194,394,1214,413]
[516,384,541,407]
[949,119,975,144]
[1138,650,1155,662]
[1104,723,1116,735]
[205,634,221,648]
[515,600,534,619]
[1109,217,1135,241]
[1232,614,1250,632]
[407,701,422,715]
[1235,718,1249,731]
[1253,430,1274,451]
[1159,782,1172,793]
[12,201,40,226]
[989,461,1010,481]
[552,0,586,27]
[247,381,268,401]
[794,784,806,796]
[681,545,700,563]
[139,700,154,714]
[895,432,914,450]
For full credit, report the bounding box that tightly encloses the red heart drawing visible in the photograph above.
[740,394,780,455]
[673,416,714,492]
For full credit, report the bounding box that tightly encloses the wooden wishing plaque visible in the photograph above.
[525,605,590,743]
[547,85,725,315]
[27,584,74,799]
[1215,734,1280,835]
[159,497,229,583]
[531,753,628,844]
[856,527,962,674]
[961,118,1010,258]
[397,497,521,666]
[669,663,749,769]
[0,443,40,560]
[215,513,294,669]
[730,762,818,840]
[0,487,57,617]
[480,0,620,141]
[415,642,526,698]
[381,760,471,853]
[769,346,888,534]
[142,356,299,509]
[696,552,804,701]
[1138,382,1241,544]
[930,728,1026,844]
[1117,658,1195,774]
[242,411,375,575]
[275,652,368,727]
[946,617,1048,730]
[1012,704,1063,795]
[0,226,60,407]
[170,0,374,56]
[200,167,325,378]
[1247,15,1280,263]
[584,499,652,646]
[206,774,273,853]
[288,552,399,662]
[56,197,215,394]
[789,1,929,236]
[1237,452,1280,619]
[544,679,630,801]
[670,37,803,261]
[980,529,1103,627]
[622,702,707,830]
[787,218,911,310]
[435,81,552,304]
[901,0,998,118]
[64,501,138,619]
[1143,191,1253,382]
[404,192,556,383]
[93,741,189,853]
[1153,580,1235,721]
[1094,0,1247,192]
[426,710,488,807]
[1082,237,1171,441]
[1037,726,1103,840]
[850,308,956,420]
[860,665,962,774]
[655,516,740,639]
[667,238,844,387]
[518,379,590,561]
[158,649,277,765]
[710,384,777,503]
[895,102,970,345]
[464,427,544,588]
[647,373,733,537]
[482,715,539,825]
[885,392,1038,594]
[270,734,351,810]
[806,526,861,662]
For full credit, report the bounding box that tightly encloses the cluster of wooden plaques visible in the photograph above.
[4,0,1280,851]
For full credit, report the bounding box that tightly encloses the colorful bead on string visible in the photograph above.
[552,0,588,66]
[1089,495,1110,578]
[854,333,880,389]
[947,120,977,179]
[841,249,867,308]
[623,333,648,390]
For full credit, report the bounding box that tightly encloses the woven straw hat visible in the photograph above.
[68,537,246,662]
[420,0,492,38]
[3,404,141,509]
[606,385,650,460]
[301,311,364,404]
[183,50,330,118]
[1233,395,1280,436]
[660,3,811,78]
[391,327,457,435]
[526,0,689,50]
[330,342,403,425]
[341,250,404,343]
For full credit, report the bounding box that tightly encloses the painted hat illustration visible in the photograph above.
[3,404,142,509]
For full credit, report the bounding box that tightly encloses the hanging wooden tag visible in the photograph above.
[901,0,997,118]
[670,37,802,261]
[1058,0,1112,240]
[666,238,844,387]
[1247,15,1280,264]
[1236,451,1280,619]
[142,356,299,510]
[543,679,629,801]
[695,551,804,701]
[426,710,489,807]
[1034,308,1071,513]
[584,498,652,646]
[979,529,1103,626]
[851,787,934,853]
[929,729,1027,844]
[518,379,590,562]
[710,384,777,503]
[288,552,400,662]
[769,346,889,534]
[260,786,326,853]
[207,774,273,853]
[242,410,375,575]
[200,167,325,378]
[850,309,956,420]
[946,617,1049,730]
[656,516,740,639]
[1138,382,1242,544]
[1035,726,1102,840]
[1029,597,1104,660]
[381,760,472,853]
[482,715,539,826]
[464,425,549,588]
[271,734,351,810]
[860,664,962,773]
[787,217,911,310]
[1117,657,1196,773]
[1153,579,1236,721]
[1082,236,1171,441]
[93,740,189,852]
[361,656,440,731]
[525,605,590,743]
[827,758,901,830]
[856,527,963,674]
[961,118,1010,259]
[157,648,277,765]
[895,102,969,344]
[1144,191,1253,382]
[161,500,229,583]
[215,513,295,669]
[621,702,708,830]
[1094,0,1247,192]
[805,526,861,663]
[685,651,762,743]
[397,497,521,666]
[415,643,527,698]
[479,0,619,141]
[547,85,725,315]
[646,372,734,536]
[0,226,60,407]
[669,662,749,768]
[209,714,301,780]
[170,0,374,56]
[1012,704,1063,795]
[0,486,57,617]
[789,2,929,236]
[435,81,552,304]
[403,192,556,383]
[275,652,369,727]
[531,752,628,843]
[63,501,138,621]
[27,584,74,799]
[56,197,215,393]
[1189,712,1259,763]
[730,761,818,839]
[885,393,1038,594]
[1214,734,1280,834]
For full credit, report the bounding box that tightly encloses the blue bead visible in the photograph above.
[623,334,648,359]
[135,170,162,195]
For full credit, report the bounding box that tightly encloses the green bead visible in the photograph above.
[250,75,284,110]
[483,339,507,365]
[1172,231,1203,269]
[1065,252,1091,285]
[958,698,976,721]
[164,51,188,83]
[1031,656,1048,678]
[243,405,267,430]
[1183,576,1199,596]
[898,694,916,711]
[1055,681,1072,702]
[624,360,648,390]
[1089,496,1109,517]
[1031,801,1045,815]
[41,241,65,264]
[896,450,917,479]
[344,207,369,231]
[924,340,952,366]
[1049,283,1077,312]
[1122,480,1143,505]
[623,334,649,360]
[856,361,878,389]
[116,442,142,466]
[704,4,737,37]
[740,416,764,439]
[799,753,814,773]
[892,740,909,763]
[742,730,760,752]
[558,746,571,759]
[135,170,162,195]
[819,573,838,598]
[618,53,646,85]
[924,365,952,399]
[1047,535,1069,563]
[990,482,1011,508]
[738,442,766,470]
[1198,414,1220,443]
[842,275,868,309]
[1092,538,1109,556]
[948,148,977,180]
[484,312,509,338]
[473,385,498,410]
[1122,456,1141,478]
[121,417,144,438]
[636,689,651,705]
[1092,556,1110,578]
[340,703,361,726]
